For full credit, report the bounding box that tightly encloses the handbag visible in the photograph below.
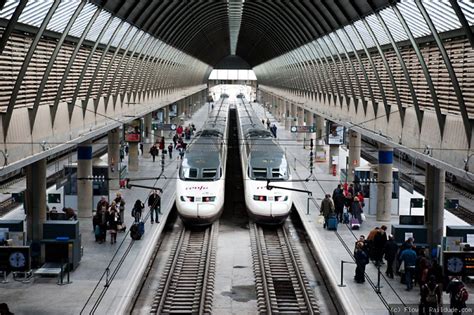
[398,260,405,273]
[360,213,366,222]
[317,215,325,224]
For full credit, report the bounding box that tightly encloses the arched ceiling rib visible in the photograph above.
[90,0,392,67]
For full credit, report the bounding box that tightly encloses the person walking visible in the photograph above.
[319,194,335,229]
[446,277,469,315]
[132,199,144,223]
[383,234,399,278]
[148,190,161,224]
[399,245,417,291]
[168,143,173,159]
[354,242,369,283]
[420,275,442,315]
[150,144,159,162]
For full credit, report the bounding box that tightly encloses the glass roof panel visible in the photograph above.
[365,14,390,46]
[18,1,52,27]
[110,23,132,48]
[68,3,97,38]
[336,29,354,53]
[321,37,338,56]
[47,0,81,33]
[423,1,461,33]
[0,0,21,20]
[459,0,474,26]
[328,33,345,54]
[99,17,123,45]
[379,7,409,42]
[85,10,111,42]
[354,20,375,49]
[343,26,363,51]
[119,26,139,49]
[397,1,431,38]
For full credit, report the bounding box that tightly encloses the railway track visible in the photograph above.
[151,223,218,314]
[250,223,319,314]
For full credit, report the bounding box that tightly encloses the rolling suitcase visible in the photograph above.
[130,222,144,240]
[327,216,338,231]
[350,218,360,230]
[343,212,350,224]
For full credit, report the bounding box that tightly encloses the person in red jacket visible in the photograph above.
[176,125,183,137]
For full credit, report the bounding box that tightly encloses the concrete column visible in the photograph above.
[108,128,121,191]
[143,113,152,158]
[77,142,93,218]
[377,144,393,221]
[305,110,316,145]
[328,145,339,175]
[315,115,324,146]
[284,101,290,130]
[128,142,139,172]
[290,103,296,125]
[297,107,304,141]
[425,164,445,248]
[25,159,47,242]
[347,130,361,183]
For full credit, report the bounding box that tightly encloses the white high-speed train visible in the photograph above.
[236,97,293,224]
[176,97,229,226]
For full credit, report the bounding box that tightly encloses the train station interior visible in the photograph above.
[0,1,474,314]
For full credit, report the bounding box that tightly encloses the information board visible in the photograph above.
[290,126,315,133]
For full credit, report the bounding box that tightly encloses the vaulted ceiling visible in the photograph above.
[90,0,392,67]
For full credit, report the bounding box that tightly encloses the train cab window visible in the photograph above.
[181,167,199,180]
[271,167,289,180]
[252,168,267,179]
[202,169,217,179]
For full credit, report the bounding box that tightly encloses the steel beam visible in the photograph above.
[392,5,446,137]
[52,8,101,126]
[2,0,60,139]
[0,0,27,55]
[29,1,86,131]
[449,0,474,50]
[415,0,472,144]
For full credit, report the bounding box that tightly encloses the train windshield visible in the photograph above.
[180,167,221,181]
[249,165,289,180]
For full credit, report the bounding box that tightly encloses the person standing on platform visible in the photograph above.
[270,124,277,138]
[168,143,173,159]
[354,242,369,283]
[173,134,178,148]
[107,204,120,244]
[319,194,335,229]
[148,190,161,224]
[139,142,144,156]
[420,275,442,315]
[332,185,345,223]
[150,144,159,162]
[114,192,126,228]
[132,199,144,223]
[399,245,417,291]
[176,125,183,138]
[383,235,398,279]
[351,196,363,224]
[159,136,165,153]
[373,225,388,266]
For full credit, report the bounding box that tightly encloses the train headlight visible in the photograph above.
[274,196,288,202]
[203,196,216,202]
[253,195,267,201]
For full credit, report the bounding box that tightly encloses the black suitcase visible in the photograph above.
[130,222,143,240]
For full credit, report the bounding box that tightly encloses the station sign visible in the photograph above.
[290,126,315,133]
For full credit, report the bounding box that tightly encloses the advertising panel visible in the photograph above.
[124,119,141,143]
[327,121,344,145]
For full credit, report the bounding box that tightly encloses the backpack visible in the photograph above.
[425,284,438,304]
[455,286,469,303]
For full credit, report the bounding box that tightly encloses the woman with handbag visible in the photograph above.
[107,205,120,244]
[114,192,126,231]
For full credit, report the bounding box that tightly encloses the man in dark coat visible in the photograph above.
[373,225,388,265]
[148,190,161,224]
[384,234,399,278]
[332,186,346,223]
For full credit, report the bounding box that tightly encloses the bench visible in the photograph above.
[34,262,69,285]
